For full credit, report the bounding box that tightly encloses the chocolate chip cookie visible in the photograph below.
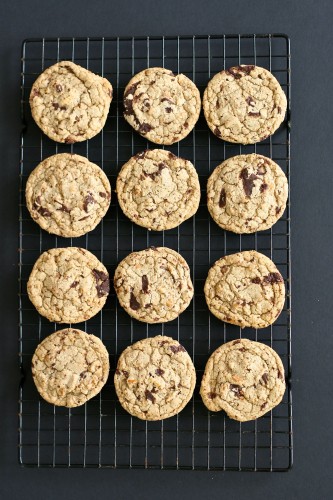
[114,335,196,420]
[123,68,201,145]
[204,250,285,328]
[29,61,112,143]
[116,149,200,230]
[27,247,110,323]
[26,153,111,237]
[200,339,286,421]
[203,65,287,144]
[32,328,109,407]
[114,247,193,323]
[207,153,288,233]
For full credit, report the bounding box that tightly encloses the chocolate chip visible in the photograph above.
[70,281,79,289]
[56,84,63,92]
[155,368,164,376]
[248,111,260,117]
[246,96,255,106]
[230,384,243,397]
[208,392,217,399]
[252,277,261,284]
[139,122,153,134]
[145,389,156,403]
[219,188,226,208]
[52,103,59,110]
[240,168,259,197]
[92,269,110,297]
[214,127,221,137]
[130,292,140,310]
[165,107,172,113]
[261,372,269,385]
[170,344,186,354]
[260,183,268,193]
[83,193,95,212]
[263,272,283,284]
[142,275,149,293]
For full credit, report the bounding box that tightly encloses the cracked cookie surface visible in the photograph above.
[27,247,110,323]
[30,61,112,143]
[114,335,196,420]
[123,68,201,145]
[26,153,111,237]
[204,250,285,328]
[32,328,109,407]
[116,149,200,230]
[114,247,193,323]
[207,153,288,233]
[203,65,287,144]
[200,339,286,421]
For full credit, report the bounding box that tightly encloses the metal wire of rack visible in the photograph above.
[18,34,292,470]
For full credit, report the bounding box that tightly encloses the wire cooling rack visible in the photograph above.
[18,35,292,470]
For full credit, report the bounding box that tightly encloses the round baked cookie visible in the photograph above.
[203,65,287,144]
[207,153,288,234]
[123,67,201,145]
[26,153,111,237]
[29,61,112,143]
[114,335,196,420]
[27,247,110,323]
[32,328,109,407]
[200,339,286,421]
[204,250,285,328]
[116,149,200,231]
[114,247,193,323]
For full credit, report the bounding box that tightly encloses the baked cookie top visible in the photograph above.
[123,67,201,145]
[27,247,110,323]
[116,149,200,231]
[200,338,286,421]
[114,335,196,420]
[207,153,288,233]
[114,247,193,323]
[26,153,111,237]
[204,250,285,328]
[32,328,109,407]
[29,61,112,143]
[203,65,287,144]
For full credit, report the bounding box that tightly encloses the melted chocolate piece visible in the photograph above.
[139,122,153,134]
[246,96,255,106]
[214,127,221,137]
[233,340,241,345]
[278,370,283,380]
[83,193,95,212]
[142,275,149,293]
[170,344,186,354]
[145,389,156,403]
[31,88,41,97]
[155,368,164,376]
[277,106,281,114]
[52,103,59,110]
[70,281,79,289]
[219,188,226,208]
[260,183,268,193]
[92,269,110,297]
[208,392,217,399]
[56,202,71,213]
[123,82,140,117]
[260,402,267,411]
[161,97,175,104]
[33,200,51,217]
[263,272,283,284]
[227,65,255,79]
[252,277,261,284]
[248,111,260,117]
[230,384,243,397]
[130,292,140,310]
[240,168,259,197]
[276,206,281,215]
[165,107,172,113]
[99,192,106,198]
[64,137,75,144]
[261,372,269,385]
[257,164,266,175]
[56,84,63,92]
[122,370,129,377]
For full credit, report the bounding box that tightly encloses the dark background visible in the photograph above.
[1,0,332,498]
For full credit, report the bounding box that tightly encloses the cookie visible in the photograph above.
[32,328,109,407]
[26,153,111,237]
[200,339,286,421]
[207,154,288,233]
[204,250,285,328]
[114,247,193,323]
[203,65,287,144]
[123,67,201,145]
[116,149,200,231]
[27,247,110,323]
[29,61,112,143]
[114,335,196,420]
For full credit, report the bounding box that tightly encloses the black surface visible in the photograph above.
[0,0,332,497]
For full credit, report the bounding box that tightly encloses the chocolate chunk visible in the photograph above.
[83,193,95,212]
[260,403,267,411]
[145,389,156,403]
[248,111,260,117]
[227,65,254,79]
[33,200,51,217]
[165,107,172,113]
[56,201,71,213]
[70,281,79,289]
[139,122,153,134]
[155,368,164,376]
[130,292,140,310]
[252,277,261,284]
[261,372,269,385]
[277,106,281,114]
[159,340,169,346]
[92,269,110,297]
[278,370,283,380]
[99,192,106,198]
[263,272,283,284]
[170,344,186,354]
[276,206,281,215]
[214,127,221,137]
[123,82,140,116]
[31,88,41,97]
[161,97,175,104]
[219,188,226,208]
[208,392,217,399]
[56,84,63,92]
[78,215,89,221]
[257,164,266,175]
[142,275,149,293]
[239,347,246,352]
[240,168,259,197]
[230,384,243,397]
[260,183,268,193]
[246,96,255,106]
[52,103,59,110]
[233,340,241,344]
[64,136,75,144]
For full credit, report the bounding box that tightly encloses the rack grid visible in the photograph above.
[19,34,292,470]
